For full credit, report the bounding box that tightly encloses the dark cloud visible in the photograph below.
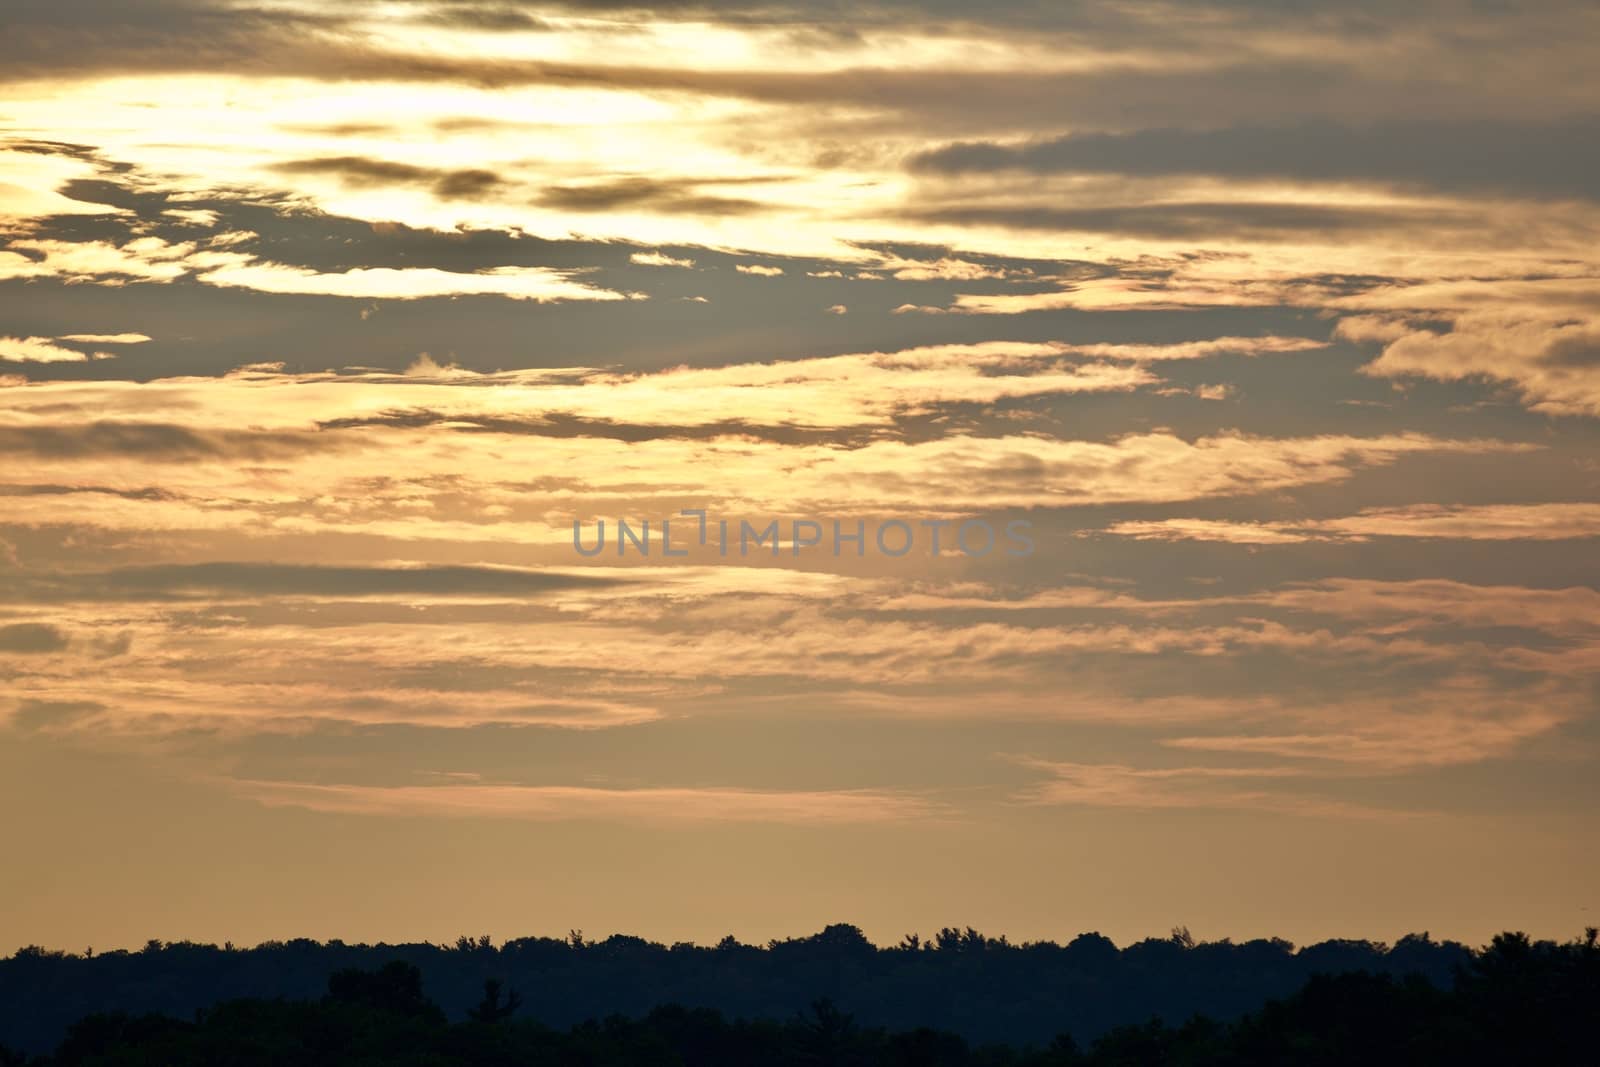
[910,119,1600,200]
[7,699,103,731]
[899,201,1468,240]
[378,0,1600,38]
[433,169,505,198]
[0,0,1195,42]
[272,157,438,184]
[314,408,885,445]
[3,138,108,166]
[89,562,624,598]
[1,162,1135,382]
[271,156,508,200]
[276,121,399,137]
[538,178,769,215]
[416,4,554,30]
[0,0,337,81]
[5,4,1594,134]
[0,622,70,653]
[0,423,330,461]
[1541,333,1600,368]
[0,484,181,501]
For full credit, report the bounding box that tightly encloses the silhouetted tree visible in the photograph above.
[466,978,521,1023]
[325,961,443,1021]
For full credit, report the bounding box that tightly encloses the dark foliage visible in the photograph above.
[6,929,1598,1066]
[4,925,1592,1063]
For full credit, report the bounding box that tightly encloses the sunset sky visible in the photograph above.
[2,0,1597,953]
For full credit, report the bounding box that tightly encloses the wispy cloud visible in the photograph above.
[1106,503,1600,543]
[230,779,940,824]
[1012,758,1413,819]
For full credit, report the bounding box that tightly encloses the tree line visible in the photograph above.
[2,925,1594,1062]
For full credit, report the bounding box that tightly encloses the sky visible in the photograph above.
[1,0,1598,954]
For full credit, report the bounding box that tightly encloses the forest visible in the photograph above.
[2,926,1596,1063]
